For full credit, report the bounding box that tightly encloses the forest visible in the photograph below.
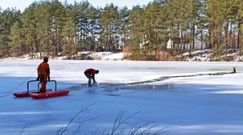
[0,0,243,60]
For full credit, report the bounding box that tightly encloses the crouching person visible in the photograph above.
[84,68,99,87]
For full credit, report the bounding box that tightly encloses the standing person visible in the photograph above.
[232,67,236,73]
[84,68,99,87]
[37,56,50,92]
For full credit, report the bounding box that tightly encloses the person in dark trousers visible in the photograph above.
[232,67,236,73]
[84,68,99,87]
[36,56,50,92]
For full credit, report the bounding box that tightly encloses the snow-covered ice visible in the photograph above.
[0,60,243,135]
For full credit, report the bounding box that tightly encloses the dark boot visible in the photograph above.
[88,79,92,87]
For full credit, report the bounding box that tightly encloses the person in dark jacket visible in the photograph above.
[37,56,50,92]
[84,68,99,87]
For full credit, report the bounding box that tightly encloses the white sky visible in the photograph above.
[0,0,153,11]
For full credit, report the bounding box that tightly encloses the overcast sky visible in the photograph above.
[1,0,153,11]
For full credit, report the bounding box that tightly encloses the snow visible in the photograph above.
[0,60,243,135]
[101,52,124,60]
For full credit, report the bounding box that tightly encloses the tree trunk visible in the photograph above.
[225,20,229,57]
[237,19,241,54]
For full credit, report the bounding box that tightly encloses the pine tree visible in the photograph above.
[100,3,120,51]
[127,6,145,60]
[0,8,21,57]
[21,2,39,57]
[9,20,25,56]
[62,3,77,57]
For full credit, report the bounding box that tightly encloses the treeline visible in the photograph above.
[1,0,243,60]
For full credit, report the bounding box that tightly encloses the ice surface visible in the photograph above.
[0,60,243,135]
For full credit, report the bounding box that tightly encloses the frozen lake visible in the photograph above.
[0,60,243,135]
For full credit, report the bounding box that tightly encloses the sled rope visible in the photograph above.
[127,70,235,85]
[0,72,36,99]
[102,70,236,92]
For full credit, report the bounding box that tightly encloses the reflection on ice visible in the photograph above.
[0,111,60,116]
[168,124,243,134]
[212,90,243,94]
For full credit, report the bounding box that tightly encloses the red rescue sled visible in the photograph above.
[31,90,69,99]
[13,89,52,98]
[13,80,69,99]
